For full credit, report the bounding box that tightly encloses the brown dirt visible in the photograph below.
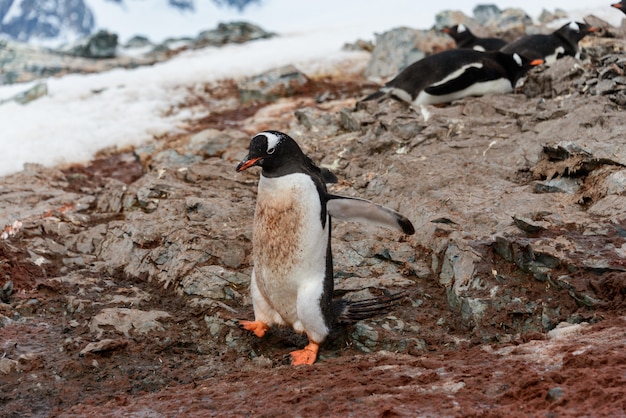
[2,70,626,418]
[2,229,626,417]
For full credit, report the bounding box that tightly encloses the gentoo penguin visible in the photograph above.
[612,1,626,14]
[500,21,598,64]
[362,49,543,106]
[236,130,415,365]
[443,24,507,51]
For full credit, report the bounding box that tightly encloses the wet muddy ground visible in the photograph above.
[2,231,626,417]
[2,65,626,417]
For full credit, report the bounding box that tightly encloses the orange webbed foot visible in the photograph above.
[290,342,320,366]
[238,320,269,338]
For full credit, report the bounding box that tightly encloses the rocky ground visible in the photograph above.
[2,14,626,417]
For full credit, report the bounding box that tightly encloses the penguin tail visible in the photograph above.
[360,90,385,102]
[334,290,407,324]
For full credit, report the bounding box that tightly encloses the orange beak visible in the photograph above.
[612,3,622,9]
[588,26,599,32]
[236,156,263,172]
[530,59,544,66]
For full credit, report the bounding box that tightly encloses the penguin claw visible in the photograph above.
[290,342,319,366]
[238,320,269,338]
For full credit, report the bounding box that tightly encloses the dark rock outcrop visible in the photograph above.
[0,0,94,43]
[0,21,275,85]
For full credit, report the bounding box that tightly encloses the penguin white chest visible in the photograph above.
[252,173,329,320]
[544,46,566,64]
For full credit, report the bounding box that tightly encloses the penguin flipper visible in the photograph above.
[326,195,415,235]
[424,66,490,96]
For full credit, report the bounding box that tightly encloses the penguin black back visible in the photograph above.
[443,24,507,51]
[363,49,542,105]
[500,21,597,63]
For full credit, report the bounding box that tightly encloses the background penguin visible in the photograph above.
[362,49,543,106]
[500,21,598,64]
[612,1,626,15]
[443,24,507,51]
[236,130,415,365]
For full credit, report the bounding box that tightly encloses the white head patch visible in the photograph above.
[568,21,580,31]
[262,131,281,154]
[457,23,467,33]
[513,53,523,66]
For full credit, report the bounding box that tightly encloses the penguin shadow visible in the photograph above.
[237,289,411,366]
[239,325,309,366]
[238,323,354,366]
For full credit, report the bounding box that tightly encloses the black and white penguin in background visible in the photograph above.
[500,21,598,64]
[362,49,543,106]
[443,24,507,51]
[236,131,415,365]
[612,1,626,15]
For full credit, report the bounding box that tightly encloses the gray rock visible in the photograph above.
[294,108,341,137]
[351,322,379,352]
[89,308,171,338]
[0,21,275,86]
[473,4,502,25]
[179,265,247,301]
[124,35,153,49]
[66,30,119,59]
[546,387,565,401]
[538,8,568,24]
[521,56,585,98]
[150,149,204,170]
[342,39,374,52]
[0,82,48,105]
[79,339,129,356]
[434,10,479,31]
[0,38,159,85]
[0,0,94,43]
[604,169,626,195]
[533,178,580,194]
[188,129,234,158]
[0,281,13,303]
[0,358,19,375]
[365,28,432,79]
[512,214,548,233]
[196,21,275,47]
[238,65,309,102]
[494,8,533,33]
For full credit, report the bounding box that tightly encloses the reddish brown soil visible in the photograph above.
[2,223,626,417]
[2,75,626,418]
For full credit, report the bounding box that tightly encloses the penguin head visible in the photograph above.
[612,2,626,15]
[443,24,472,42]
[506,52,543,70]
[557,21,598,41]
[236,131,304,174]
[495,52,544,82]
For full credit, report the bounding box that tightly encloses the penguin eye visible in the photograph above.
[267,147,276,155]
